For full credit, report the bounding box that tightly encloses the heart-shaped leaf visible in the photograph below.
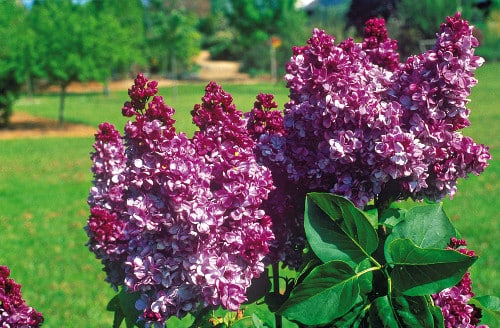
[369,296,399,327]
[331,299,368,327]
[356,258,373,295]
[369,294,444,327]
[106,288,143,328]
[379,207,406,229]
[305,193,378,266]
[385,204,458,263]
[392,294,444,328]
[388,239,477,296]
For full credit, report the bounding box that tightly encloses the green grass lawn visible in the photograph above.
[2,65,499,327]
[15,82,291,136]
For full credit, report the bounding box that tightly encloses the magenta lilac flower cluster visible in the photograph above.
[362,17,400,71]
[86,74,274,326]
[0,266,44,327]
[432,238,488,328]
[252,13,490,209]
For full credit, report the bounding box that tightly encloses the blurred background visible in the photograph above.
[1,0,499,126]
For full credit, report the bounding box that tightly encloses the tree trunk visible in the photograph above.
[58,83,67,128]
[25,73,34,99]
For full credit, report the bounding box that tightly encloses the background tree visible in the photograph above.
[0,0,29,127]
[209,0,309,77]
[389,0,481,56]
[144,0,202,78]
[88,0,146,81]
[29,0,139,126]
[468,0,500,61]
[346,0,496,59]
[306,1,355,42]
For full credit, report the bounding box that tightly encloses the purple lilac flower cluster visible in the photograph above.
[252,13,490,210]
[0,266,44,327]
[432,238,488,328]
[247,94,306,269]
[362,17,400,71]
[389,14,490,202]
[86,75,274,326]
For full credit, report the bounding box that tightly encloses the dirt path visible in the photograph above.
[0,79,173,140]
[0,111,98,140]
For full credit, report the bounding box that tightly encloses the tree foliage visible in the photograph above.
[29,0,140,125]
[346,0,495,58]
[389,0,482,56]
[144,0,202,78]
[210,0,309,76]
[88,0,146,78]
[0,0,28,127]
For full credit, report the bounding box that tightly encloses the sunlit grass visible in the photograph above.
[15,81,291,136]
[0,137,115,327]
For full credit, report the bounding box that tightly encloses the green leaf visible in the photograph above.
[369,296,399,327]
[384,204,457,263]
[469,295,500,327]
[251,313,266,328]
[392,294,443,328]
[362,204,379,228]
[190,306,220,328]
[107,295,126,328]
[369,294,444,327]
[106,288,143,328]
[279,260,360,326]
[379,207,406,229]
[356,258,373,295]
[121,289,143,328]
[296,250,322,286]
[388,239,477,296]
[430,305,445,327]
[331,298,368,328]
[230,312,273,328]
[304,193,378,266]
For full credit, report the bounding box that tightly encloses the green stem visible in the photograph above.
[357,265,382,277]
[272,263,283,328]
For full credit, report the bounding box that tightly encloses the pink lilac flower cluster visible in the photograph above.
[86,74,274,326]
[252,13,490,210]
[432,238,488,328]
[0,266,44,327]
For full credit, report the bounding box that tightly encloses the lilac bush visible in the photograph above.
[0,266,44,327]
[247,14,489,270]
[86,75,274,326]
[86,13,495,328]
[246,16,493,327]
